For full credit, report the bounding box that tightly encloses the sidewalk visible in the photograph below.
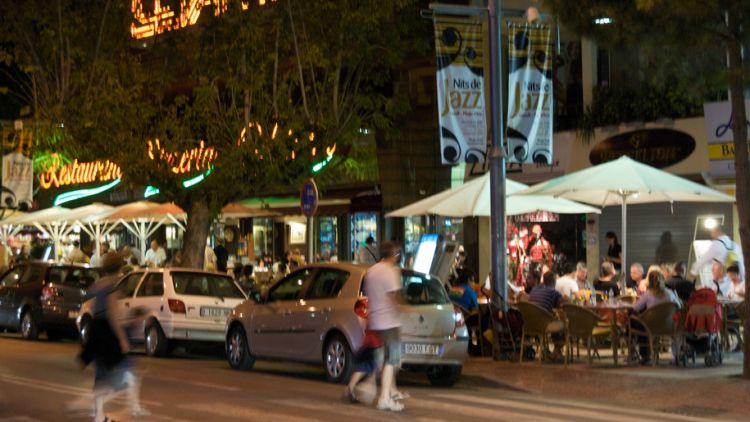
[461,351,750,420]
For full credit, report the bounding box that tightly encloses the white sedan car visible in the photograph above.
[78,268,247,356]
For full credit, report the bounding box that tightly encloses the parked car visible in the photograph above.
[0,261,101,340]
[77,268,247,356]
[225,263,468,386]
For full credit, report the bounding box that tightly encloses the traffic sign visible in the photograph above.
[300,178,319,217]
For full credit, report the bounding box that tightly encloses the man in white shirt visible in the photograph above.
[89,242,110,267]
[555,262,580,299]
[574,262,589,290]
[362,241,405,412]
[690,226,745,284]
[144,240,167,268]
[708,261,732,297]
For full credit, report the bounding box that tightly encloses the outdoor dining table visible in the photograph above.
[718,297,744,351]
[584,300,634,365]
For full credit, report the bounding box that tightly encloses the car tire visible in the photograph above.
[324,333,353,384]
[78,316,91,346]
[20,310,39,340]
[426,365,462,387]
[226,325,255,371]
[145,321,168,357]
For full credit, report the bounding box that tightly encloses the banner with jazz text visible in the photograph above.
[506,23,554,165]
[433,16,487,164]
[1,127,33,209]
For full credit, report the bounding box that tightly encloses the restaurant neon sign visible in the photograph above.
[38,155,122,189]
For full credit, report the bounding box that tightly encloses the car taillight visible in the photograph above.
[168,299,186,314]
[354,298,368,318]
[41,287,56,301]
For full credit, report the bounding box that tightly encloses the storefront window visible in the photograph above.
[318,216,338,261]
[252,218,273,260]
[404,216,425,257]
[351,212,378,257]
[437,216,464,244]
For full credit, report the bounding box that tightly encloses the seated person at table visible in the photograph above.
[555,262,580,300]
[666,261,695,302]
[642,265,663,296]
[727,264,745,300]
[708,261,732,297]
[524,267,541,295]
[449,269,479,312]
[627,263,645,291]
[529,271,566,361]
[631,271,681,364]
[594,261,620,298]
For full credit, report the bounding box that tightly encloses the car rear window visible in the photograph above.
[49,267,100,288]
[402,273,450,305]
[172,273,245,299]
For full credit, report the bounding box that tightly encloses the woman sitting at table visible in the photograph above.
[594,261,620,298]
[631,271,681,364]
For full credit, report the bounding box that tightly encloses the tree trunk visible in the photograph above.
[725,0,750,379]
[181,200,211,270]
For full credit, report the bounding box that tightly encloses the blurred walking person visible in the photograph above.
[78,252,134,421]
[363,241,406,412]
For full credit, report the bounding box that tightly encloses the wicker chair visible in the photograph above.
[628,301,679,366]
[516,301,567,366]
[561,304,611,366]
[725,301,746,351]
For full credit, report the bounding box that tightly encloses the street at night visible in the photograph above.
[2,333,749,421]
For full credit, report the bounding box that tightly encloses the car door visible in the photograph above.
[251,268,315,358]
[115,272,145,340]
[0,266,26,327]
[131,273,165,339]
[292,268,350,358]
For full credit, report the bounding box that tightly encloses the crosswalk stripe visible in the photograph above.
[430,392,715,422]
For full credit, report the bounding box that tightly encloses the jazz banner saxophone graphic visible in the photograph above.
[433,16,487,164]
[507,23,554,165]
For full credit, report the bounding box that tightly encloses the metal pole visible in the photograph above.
[488,0,507,314]
[621,194,627,289]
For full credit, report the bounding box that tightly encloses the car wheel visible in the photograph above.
[226,325,255,371]
[20,310,39,340]
[324,334,353,384]
[426,365,462,387]
[145,321,168,357]
[79,317,91,346]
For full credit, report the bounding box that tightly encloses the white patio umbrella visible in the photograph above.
[0,210,27,243]
[515,155,736,277]
[1,207,71,261]
[386,172,600,217]
[58,203,116,258]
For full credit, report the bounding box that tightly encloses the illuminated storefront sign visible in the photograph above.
[147,139,217,174]
[131,0,276,40]
[38,156,122,189]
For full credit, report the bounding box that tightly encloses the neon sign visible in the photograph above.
[147,139,218,174]
[39,155,122,189]
[54,179,122,206]
[131,0,276,40]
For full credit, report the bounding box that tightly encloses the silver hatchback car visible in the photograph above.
[225,262,468,386]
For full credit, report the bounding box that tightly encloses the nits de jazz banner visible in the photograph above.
[506,23,554,165]
[433,16,487,165]
[1,127,33,209]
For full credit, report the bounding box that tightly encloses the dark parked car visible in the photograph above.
[0,261,101,340]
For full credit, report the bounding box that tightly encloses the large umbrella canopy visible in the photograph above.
[59,203,114,224]
[516,155,735,206]
[516,155,735,282]
[386,173,599,217]
[1,206,70,226]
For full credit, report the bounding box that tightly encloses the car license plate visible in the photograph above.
[200,307,230,318]
[68,310,79,319]
[403,343,441,355]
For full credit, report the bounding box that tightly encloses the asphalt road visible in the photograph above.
[0,333,713,422]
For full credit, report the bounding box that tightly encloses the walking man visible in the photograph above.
[363,241,406,411]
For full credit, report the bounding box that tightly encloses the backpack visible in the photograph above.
[718,238,740,269]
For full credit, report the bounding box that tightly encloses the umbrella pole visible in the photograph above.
[621,193,627,290]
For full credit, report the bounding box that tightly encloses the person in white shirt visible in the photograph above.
[574,262,589,290]
[144,240,167,268]
[555,262,580,299]
[727,264,745,300]
[708,261,732,297]
[89,242,110,267]
[690,226,745,283]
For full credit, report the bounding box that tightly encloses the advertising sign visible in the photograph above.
[1,128,33,209]
[506,24,554,165]
[703,100,750,179]
[589,129,696,168]
[433,16,487,164]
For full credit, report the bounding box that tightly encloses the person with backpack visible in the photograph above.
[690,225,745,285]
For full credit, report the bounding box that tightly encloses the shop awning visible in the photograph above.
[221,203,278,219]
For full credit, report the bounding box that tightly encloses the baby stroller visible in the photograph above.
[679,288,723,367]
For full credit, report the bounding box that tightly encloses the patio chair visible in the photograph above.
[725,301,745,351]
[628,301,679,366]
[561,304,611,366]
[516,301,567,366]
